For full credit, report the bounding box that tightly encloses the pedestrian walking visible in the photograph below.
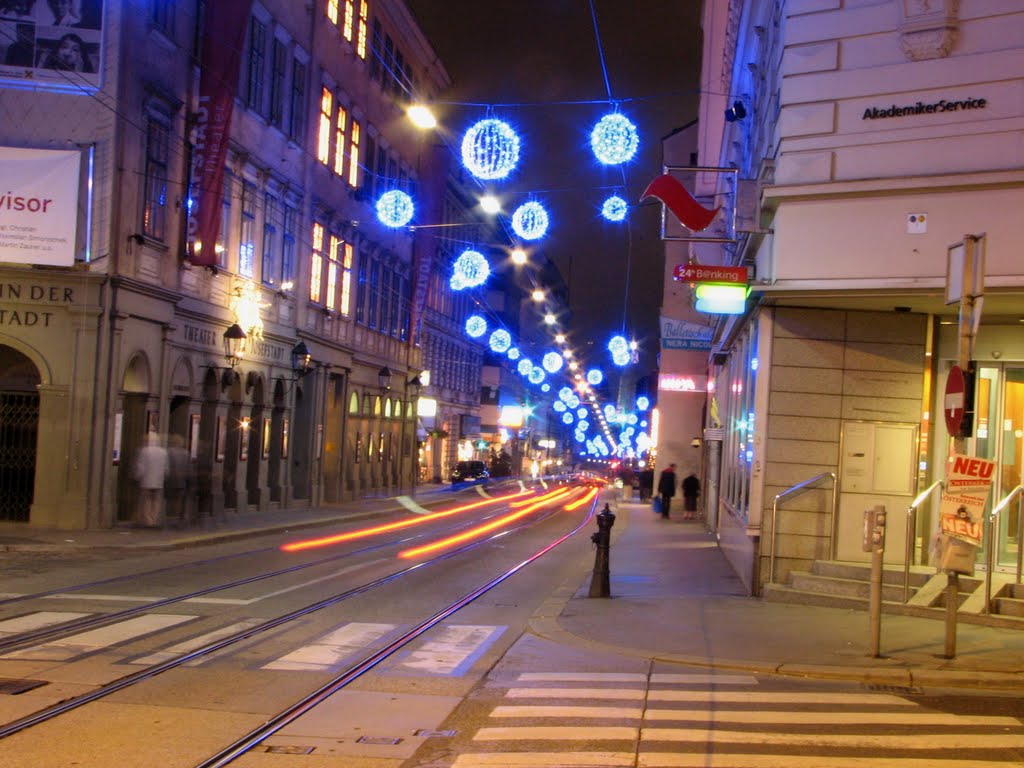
[133,433,168,528]
[657,463,677,519]
[165,434,192,526]
[682,470,701,519]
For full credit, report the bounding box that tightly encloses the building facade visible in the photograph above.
[0,0,476,528]
[694,0,1024,593]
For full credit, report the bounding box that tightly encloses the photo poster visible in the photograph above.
[0,0,104,91]
[939,453,997,546]
[239,416,250,460]
[281,418,289,458]
[261,417,270,459]
[189,414,200,461]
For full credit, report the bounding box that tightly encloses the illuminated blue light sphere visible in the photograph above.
[590,113,639,165]
[608,334,629,355]
[562,412,575,425]
[541,351,563,373]
[488,329,511,353]
[376,190,414,228]
[566,394,580,409]
[507,347,520,360]
[601,195,628,222]
[612,350,631,367]
[575,431,586,443]
[636,395,650,411]
[465,315,487,338]
[527,367,545,384]
[586,369,604,386]
[517,359,533,376]
[603,404,616,418]
[558,386,574,403]
[552,401,567,413]
[578,420,589,432]
[541,383,550,392]
[461,118,520,180]
[511,201,549,241]
[450,249,490,290]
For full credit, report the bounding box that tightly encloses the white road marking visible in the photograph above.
[391,624,504,676]
[492,705,643,719]
[641,728,1024,748]
[516,672,646,683]
[130,619,264,666]
[505,687,645,700]
[475,726,637,741]
[636,757,1016,768]
[397,495,429,514]
[250,559,387,601]
[452,754,635,767]
[0,611,91,637]
[262,622,397,671]
[646,691,918,705]
[44,593,165,603]
[651,673,757,685]
[1,614,196,661]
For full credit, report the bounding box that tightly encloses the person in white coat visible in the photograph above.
[134,433,168,527]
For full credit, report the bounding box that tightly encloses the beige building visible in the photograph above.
[694,0,1024,593]
[0,1,478,528]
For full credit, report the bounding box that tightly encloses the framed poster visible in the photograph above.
[215,416,226,462]
[189,414,201,461]
[239,417,250,460]
[262,418,271,459]
[112,411,122,464]
[281,418,289,458]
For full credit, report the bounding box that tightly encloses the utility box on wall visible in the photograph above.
[836,421,918,563]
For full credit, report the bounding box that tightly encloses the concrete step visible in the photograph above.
[789,570,910,602]
[994,595,1024,618]
[810,560,932,588]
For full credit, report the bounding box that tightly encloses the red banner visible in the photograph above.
[187,0,255,266]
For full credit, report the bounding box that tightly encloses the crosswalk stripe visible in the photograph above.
[651,673,757,685]
[492,705,643,719]
[131,619,264,666]
[506,687,646,700]
[641,728,1024,748]
[634,756,1016,768]
[262,622,397,671]
[390,624,504,676]
[475,726,637,741]
[0,614,196,661]
[489,705,1018,727]
[0,611,91,637]
[517,672,646,683]
[452,754,635,767]
[646,691,917,705]
[43,593,162,603]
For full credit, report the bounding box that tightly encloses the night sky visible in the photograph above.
[405,1,703,376]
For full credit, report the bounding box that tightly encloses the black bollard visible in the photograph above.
[588,503,616,598]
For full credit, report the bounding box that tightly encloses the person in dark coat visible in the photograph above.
[657,463,677,519]
[682,470,701,519]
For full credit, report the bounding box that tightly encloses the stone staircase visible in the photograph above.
[763,560,1024,630]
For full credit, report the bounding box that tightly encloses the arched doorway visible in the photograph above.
[0,345,40,522]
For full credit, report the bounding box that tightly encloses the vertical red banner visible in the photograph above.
[187,0,255,266]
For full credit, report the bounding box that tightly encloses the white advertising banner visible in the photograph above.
[0,146,80,266]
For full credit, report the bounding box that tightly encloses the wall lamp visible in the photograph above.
[223,323,247,368]
[725,100,747,122]
[290,341,315,379]
[407,374,422,400]
[378,365,393,393]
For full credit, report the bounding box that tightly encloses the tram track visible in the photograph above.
[0,488,540,653]
[0,487,598,757]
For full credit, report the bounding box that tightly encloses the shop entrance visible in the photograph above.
[0,345,40,522]
[973,365,1024,569]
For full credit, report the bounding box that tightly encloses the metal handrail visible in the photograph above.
[983,485,1024,614]
[903,480,945,602]
[768,472,838,586]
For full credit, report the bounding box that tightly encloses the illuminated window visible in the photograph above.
[142,116,168,241]
[281,204,296,285]
[317,87,332,165]
[327,0,339,25]
[342,0,355,41]
[326,235,340,311]
[238,181,256,278]
[340,242,354,315]
[310,222,324,303]
[333,104,347,177]
[356,1,369,59]
[347,119,361,187]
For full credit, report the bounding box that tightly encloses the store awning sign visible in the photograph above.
[0,147,80,267]
[660,316,713,350]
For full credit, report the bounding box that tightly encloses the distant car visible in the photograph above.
[451,460,489,484]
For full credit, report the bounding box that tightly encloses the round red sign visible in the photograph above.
[944,365,966,435]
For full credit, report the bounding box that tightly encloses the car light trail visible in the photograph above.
[508,486,573,508]
[280,489,535,553]
[398,487,580,560]
[564,487,598,510]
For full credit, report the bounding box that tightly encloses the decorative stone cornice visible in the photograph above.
[898,0,960,61]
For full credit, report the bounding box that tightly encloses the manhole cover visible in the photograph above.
[864,683,923,695]
[0,679,47,695]
[356,736,403,745]
[415,729,457,737]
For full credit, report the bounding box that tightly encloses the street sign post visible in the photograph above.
[944,364,965,436]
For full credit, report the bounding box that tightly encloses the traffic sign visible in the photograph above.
[944,365,966,435]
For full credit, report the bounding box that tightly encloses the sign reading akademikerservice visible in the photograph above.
[862,96,987,120]
[0,147,81,267]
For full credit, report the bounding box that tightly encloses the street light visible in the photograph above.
[408,374,422,399]
[378,365,393,392]
[223,323,247,368]
[290,341,315,378]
